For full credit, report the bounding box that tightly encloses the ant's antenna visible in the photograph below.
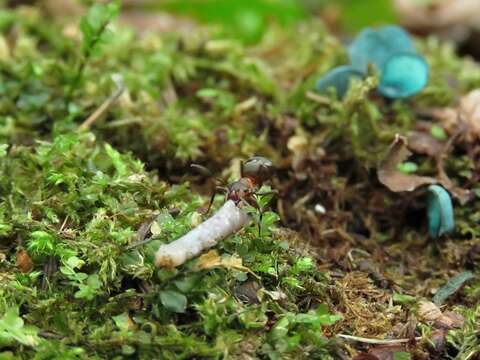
[190,164,213,178]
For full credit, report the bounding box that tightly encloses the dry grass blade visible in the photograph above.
[338,334,421,344]
[78,74,125,131]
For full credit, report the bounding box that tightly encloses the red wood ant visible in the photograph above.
[191,156,275,234]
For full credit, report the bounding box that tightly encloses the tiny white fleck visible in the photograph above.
[314,204,326,214]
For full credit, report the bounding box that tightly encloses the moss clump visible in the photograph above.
[0,131,338,358]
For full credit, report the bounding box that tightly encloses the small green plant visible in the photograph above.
[0,308,40,347]
[263,304,341,358]
[60,256,102,300]
[67,1,120,98]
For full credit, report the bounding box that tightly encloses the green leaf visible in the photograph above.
[87,274,102,289]
[196,88,220,98]
[105,143,128,177]
[80,2,120,56]
[430,125,447,141]
[394,352,411,360]
[0,224,12,237]
[66,256,84,269]
[433,271,474,306]
[0,308,40,347]
[28,231,56,255]
[112,313,131,332]
[0,144,7,157]
[393,293,416,304]
[291,257,314,274]
[397,161,418,174]
[160,290,187,313]
[313,304,343,326]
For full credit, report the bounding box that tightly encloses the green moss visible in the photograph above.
[0,2,479,359]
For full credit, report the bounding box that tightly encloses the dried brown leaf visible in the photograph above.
[458,89,480,141]
[435,311,465,329]
[378,135,437,192]
[353,345,407,360]
[407,131,444,157]
[437,173,471,205]
[16,248,33,273]
[195,250,250,272]
[150,221,162,236]
[234,280,262,304]
[433,89,480,143]
[418,301,443,322]
[429,329,447,353]
[370,345,407,360]
[418,301,464,329]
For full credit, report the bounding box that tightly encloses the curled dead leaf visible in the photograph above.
[378,134,471,203]
[434,311,465,329]
[418,301,443,322]
[378,135,437,192]
[407,131,444,157]
[418,301,464,329]
[433,89,480,143]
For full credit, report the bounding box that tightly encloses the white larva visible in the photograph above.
[155,200,250,268]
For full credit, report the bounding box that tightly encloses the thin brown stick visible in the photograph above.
[78,74,125,131]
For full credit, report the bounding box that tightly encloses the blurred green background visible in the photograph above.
[127,0,398,43]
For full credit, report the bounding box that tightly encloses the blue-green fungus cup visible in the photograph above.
[315,65,365,99]
[378,52,429,99]
[348,25,415,72]
[348,25,429,98]
[348,28,384,72]
[377,25,414,54]
[427,185,455,238]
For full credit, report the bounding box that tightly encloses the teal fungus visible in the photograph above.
[316,25,429,99]
[315,65,364,99]
[427,185,455,238]
[349,25,415,72]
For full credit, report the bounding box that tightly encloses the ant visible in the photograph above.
[191,156,275,234]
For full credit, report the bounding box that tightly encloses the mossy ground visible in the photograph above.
[0,2,479,359]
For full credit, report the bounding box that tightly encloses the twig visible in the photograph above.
[155,200,249,268]
[78,74,125,131]
[337,334,422,344]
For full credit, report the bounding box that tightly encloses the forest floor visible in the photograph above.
[0,2,479,359]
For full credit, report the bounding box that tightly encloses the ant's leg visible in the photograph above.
[240,160,245,178]
[191,164,228,187]
[190,164,213,177]
[202,186,227,215]
[203,192,216,215]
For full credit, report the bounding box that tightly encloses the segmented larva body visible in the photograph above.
[155,200,250,268]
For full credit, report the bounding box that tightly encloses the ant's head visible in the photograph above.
[242,156,274,184]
